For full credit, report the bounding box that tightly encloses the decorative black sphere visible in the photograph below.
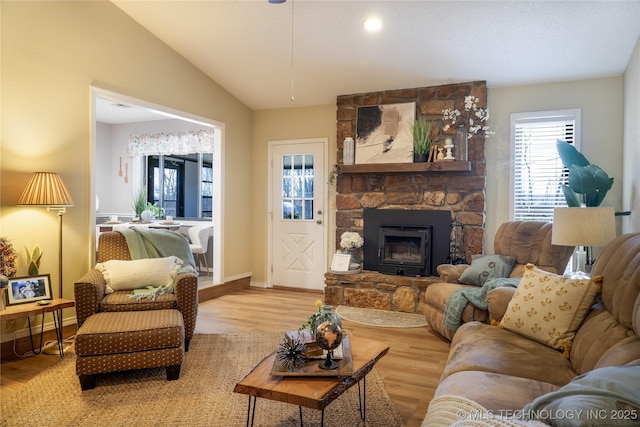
[315,321,343,351]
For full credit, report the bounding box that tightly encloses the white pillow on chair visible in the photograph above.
[96,256,182,294]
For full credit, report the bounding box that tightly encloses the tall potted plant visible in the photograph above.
[556,140,613,207]
[413,118,433,162]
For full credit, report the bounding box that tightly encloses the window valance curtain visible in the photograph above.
[127,129,215,157]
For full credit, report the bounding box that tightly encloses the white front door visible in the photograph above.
[270,139,327,290]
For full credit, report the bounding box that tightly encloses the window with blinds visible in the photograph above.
[510,109,581,221]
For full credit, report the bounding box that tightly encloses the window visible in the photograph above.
[510,109,581,221]
[200,154,213,219]
[147,153,212,219]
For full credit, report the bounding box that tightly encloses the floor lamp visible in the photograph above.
[17,172,74,353]
[552,207,616,279]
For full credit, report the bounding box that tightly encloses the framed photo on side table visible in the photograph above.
[6,274,52,306]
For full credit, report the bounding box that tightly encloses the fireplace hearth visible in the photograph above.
[363,208,450,277]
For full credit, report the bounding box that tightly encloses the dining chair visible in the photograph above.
[188,225,212,275]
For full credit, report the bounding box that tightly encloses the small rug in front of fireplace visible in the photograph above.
[336,306,428,328]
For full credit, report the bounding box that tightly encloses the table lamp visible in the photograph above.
[552,207,616,278]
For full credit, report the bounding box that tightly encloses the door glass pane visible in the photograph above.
[304,155,314,198]
[282,153,314,221]
[282,155,292,198]
[304,200,313,220]
[293,199,303,219]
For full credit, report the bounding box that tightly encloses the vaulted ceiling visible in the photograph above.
[112,0,640,111]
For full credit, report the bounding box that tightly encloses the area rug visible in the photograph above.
[336,306,428,328]
[1,332,403,427]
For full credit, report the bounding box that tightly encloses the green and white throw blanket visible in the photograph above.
[116,227,197,300]
[443,277,521,331]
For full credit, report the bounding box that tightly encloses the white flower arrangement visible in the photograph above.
[442,96,494,138]
[340,231,364,249]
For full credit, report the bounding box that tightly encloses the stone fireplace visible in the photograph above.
[324,81,488,314]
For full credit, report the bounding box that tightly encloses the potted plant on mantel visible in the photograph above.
[413,117,433,162]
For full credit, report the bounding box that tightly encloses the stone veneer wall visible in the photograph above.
[325,81,488,314]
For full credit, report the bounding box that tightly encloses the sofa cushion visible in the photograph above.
[458,254,516,287]
[425,282,489,340]
[498,264,602,356]
[434,371,560,414]
[100,291,176,312]
[96,256,182,294]
[442,322,576,387]
[75,310,184,356]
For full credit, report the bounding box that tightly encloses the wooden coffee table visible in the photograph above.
[233,334,390,427]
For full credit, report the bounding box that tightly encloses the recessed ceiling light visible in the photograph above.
[363,17,382,32]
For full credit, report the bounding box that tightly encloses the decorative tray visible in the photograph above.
[270,331,353,377]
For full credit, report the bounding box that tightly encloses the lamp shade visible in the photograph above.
[552,207,616,247]
[17,172,74,207]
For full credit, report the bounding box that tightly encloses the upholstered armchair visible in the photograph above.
[424,221,575,341]
[75,231,198,350]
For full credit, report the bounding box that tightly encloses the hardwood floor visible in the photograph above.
[1,286,451,427]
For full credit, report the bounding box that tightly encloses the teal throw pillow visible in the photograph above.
[458,254,516,287]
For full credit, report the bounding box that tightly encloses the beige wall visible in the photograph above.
[486,77,625,251]
[250,105,336,285]
[249,78,627,279]
[623,37,640,234]
[0,1,251,333]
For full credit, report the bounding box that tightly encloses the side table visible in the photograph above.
[0,298,75,357]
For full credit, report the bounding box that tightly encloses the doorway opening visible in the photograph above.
[90,86,224,286]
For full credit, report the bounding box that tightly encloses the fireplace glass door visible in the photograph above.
[378,226,432,276]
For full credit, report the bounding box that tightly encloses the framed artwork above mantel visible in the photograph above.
[355,102,415,164]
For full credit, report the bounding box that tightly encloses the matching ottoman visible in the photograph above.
[75,309,185,390]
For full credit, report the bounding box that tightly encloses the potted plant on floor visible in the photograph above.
[413,117,433,162]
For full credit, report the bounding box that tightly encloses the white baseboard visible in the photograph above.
[223,271,252,283]
[1,316,77,344]
[250,280,271,289]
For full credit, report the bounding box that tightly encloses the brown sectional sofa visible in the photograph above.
[424,232,640,425]
[424,221,574,340]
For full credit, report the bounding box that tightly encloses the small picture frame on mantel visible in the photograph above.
[330,253,352,273]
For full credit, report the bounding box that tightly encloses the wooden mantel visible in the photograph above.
[340,161,472,174]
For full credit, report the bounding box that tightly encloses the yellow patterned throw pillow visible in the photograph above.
[498,264,602,358]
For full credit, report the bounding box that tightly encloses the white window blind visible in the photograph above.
[510,110,581,221]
